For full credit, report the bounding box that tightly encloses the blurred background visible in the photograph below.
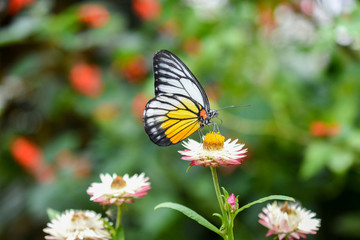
[1,0,360,239]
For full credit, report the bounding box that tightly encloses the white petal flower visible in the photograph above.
[43,209,111,240]
[258,201,321,240]
[87,173,151,205]
[178,132,247,167]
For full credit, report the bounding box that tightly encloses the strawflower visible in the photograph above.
[87,173,151,205]
[258,201,321,240]
[178,132,247,167]
[43,209,111,240]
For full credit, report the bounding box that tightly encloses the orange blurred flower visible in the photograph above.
[183,37,202,55]
[69,63,103,97]
[132,93,149,122]
[11,137,43,171]
[7,0,36,15]
[118,55,148,83]
[310,121,341,137]
[78,4,110,28]
[132,0,162,21]
[93,102,119,121]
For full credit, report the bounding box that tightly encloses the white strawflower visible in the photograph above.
[43,209,111,240]
[259,201,321,240]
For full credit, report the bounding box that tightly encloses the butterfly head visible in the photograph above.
[208,109,218,120]
[200,109,218,127]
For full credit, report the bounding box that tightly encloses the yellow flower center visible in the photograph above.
[71,212,88,222]
[111,176,127,189]
[280,202,296,215]
[203,132,225,150]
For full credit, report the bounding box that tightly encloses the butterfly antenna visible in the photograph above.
[215,104,251,112]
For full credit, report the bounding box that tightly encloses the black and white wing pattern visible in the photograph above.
[143,50,216,146]
[153,50,210,111]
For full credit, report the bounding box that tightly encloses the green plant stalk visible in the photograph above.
[116,205,123,229]
[115,204,125,240]
[210,167,233,240]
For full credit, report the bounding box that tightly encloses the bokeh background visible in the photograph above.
[1,0,360,239]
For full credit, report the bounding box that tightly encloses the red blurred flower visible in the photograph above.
[7,0,36,15]
[183,37,202,55]
[132,93,149,122]
[132,0,162,21]
[310,121,341,137]
[118,55,148,83]
[11,137,43,172]
[69,63,103,97]
[310,121,328,137]
[78,4,110,28]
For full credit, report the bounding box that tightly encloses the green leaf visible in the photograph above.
[113,225,125,240]
[212,213,223,222]
[328,149,354,174]
[300,141,332,179]
[234,195,295,217]
[154,202,221,236]
[46,208,60,220]
[221,187,229,199]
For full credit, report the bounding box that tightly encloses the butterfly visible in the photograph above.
[142,50,218,146]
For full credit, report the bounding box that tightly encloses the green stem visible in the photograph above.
[114,204,125,240]
[210,167,233,240]
[116,205,123,229]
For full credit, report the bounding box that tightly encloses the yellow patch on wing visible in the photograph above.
[179,97,199,112]
[165,119,196,137]
[167,109,198,119]
[170,121,201,144]
[160,119,179,129]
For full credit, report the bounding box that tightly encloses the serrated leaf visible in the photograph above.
[154,202,221,236]
[234,195,295,217]
[47,208,60,220]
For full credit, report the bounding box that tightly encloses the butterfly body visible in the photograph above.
[143,50,217,146]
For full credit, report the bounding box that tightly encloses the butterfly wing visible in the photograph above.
[143,94,203,146]
[153,50,210,111]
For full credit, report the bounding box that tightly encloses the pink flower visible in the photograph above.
[178,132,247,167]
[87,173,151,205]
[226,193,237,213]
[259,201,321,240]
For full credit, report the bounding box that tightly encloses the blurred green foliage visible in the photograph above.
[1,0,360,239]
